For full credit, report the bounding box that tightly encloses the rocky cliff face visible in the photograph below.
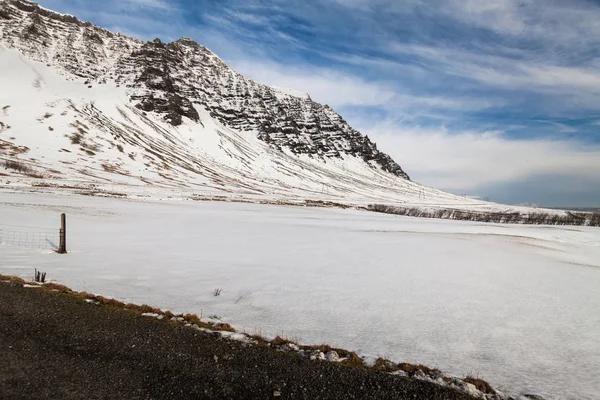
[0,0,409,179]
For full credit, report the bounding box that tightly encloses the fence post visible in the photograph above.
[58,213,67,254]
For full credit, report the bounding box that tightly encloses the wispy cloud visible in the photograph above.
[365,123,600,191]
[122,0,174,10]
[388,43,600,102]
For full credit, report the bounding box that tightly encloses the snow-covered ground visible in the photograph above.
[1,191,599,400]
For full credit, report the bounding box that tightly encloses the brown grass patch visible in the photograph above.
[464,376,495,394]
[0,274,26,285]
[213,323,236,332]
[181,313,212,329]
[97,296,128,308]
[73,291,96,300]
[249,335,269,345]
[340,352,366,368]
[136,304,161,314]
[2,159,33,173]
[42,282,72,293]
[314,344,334,353]
[373,358,399,372]
[270,335,294,346]
[398,363,440,376]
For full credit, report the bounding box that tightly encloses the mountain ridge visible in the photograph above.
[0,0,410,179]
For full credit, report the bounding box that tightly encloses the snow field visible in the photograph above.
[1,191,599,400]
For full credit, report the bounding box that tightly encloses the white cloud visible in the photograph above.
[363,122,600,193]
[233,60,396,107]
[441,0,527,35]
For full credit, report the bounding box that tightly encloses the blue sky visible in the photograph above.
[39,0,600,207]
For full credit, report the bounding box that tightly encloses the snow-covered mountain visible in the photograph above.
[0,0,530,212]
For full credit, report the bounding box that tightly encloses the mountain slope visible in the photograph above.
[0,0,407,176]
[0,0,522,212]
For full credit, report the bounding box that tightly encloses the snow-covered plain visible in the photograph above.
[1,191,599,400]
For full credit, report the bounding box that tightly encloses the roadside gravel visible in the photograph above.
[0,283,477,400]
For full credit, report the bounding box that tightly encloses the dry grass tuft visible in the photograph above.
[316,344,333,353]
[464,376,495,394]
[0,274,26,285]
[248,333,270,346]
[2,159,33,174]
[213,323,236,332]
[270,335,293,346]
[182,313,212,329]
[163,310,175,320]
[373,358,399,372]
[73,291,96,300]
[137,304,161,314]
[397,363,440,376]
[99,297,128,308]
[42,282,72,293]
[340,352,366,368]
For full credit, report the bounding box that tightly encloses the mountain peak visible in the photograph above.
[0,0,411,186]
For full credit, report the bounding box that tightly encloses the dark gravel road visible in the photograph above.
[0,282,476,400]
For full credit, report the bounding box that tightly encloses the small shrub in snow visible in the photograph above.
[2,160,33,174]
[69,132,83,145]
[213,288,222,296]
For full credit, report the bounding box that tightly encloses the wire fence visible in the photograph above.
[0,225,60,251]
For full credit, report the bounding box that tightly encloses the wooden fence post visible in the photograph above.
[58,213,67,254]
